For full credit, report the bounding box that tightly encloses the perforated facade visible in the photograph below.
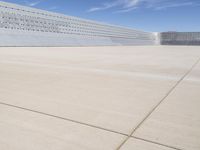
[160,32,200,45]
[0,1,156,46]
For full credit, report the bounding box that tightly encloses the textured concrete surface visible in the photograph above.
[120,138,173,150]
[0,104,125,150]
[0,46,200,150]
[134,60,200,150]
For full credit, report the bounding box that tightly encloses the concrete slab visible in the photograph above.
[0,46,200,135]
[120,138,173,150]
[0,104,125,150]
[134,61,200,150]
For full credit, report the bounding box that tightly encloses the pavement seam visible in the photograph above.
[0,101,183,150]
[0,101,128,137]
[116,57,200,150]
[132,136,183,150]
[0,98,184,150]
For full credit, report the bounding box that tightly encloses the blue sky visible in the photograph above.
[2,0,200,32]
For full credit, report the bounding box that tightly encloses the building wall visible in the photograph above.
[0,1,156,46]
[160,32,200,45]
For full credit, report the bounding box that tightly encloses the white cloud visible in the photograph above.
[123,0,139,8]
[115,6,138,13]
[23,0,44,7]
[88,0,199,13]
[154,2,194,10]
[87,0,123,12]
[88,0,142,12]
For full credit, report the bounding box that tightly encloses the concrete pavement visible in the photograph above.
[0,46,200,150]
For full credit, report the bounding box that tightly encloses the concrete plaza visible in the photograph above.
[0,46,200,150]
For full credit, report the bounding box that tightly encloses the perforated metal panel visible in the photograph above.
[0,1,156,46]
[160,32,200,45]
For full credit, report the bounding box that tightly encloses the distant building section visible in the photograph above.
[160,32,200,45]
[0,1,156,46]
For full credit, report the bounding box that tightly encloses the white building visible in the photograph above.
[0,1,157,46]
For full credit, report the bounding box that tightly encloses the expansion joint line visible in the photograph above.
[132,136,182,150]
[116,57,200,150]
[0,101,128,137]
